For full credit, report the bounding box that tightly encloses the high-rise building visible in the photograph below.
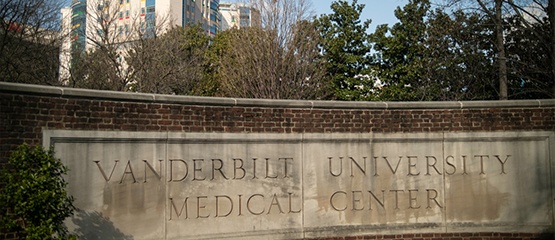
[219,2,258,31]
[62,0,220,50]
[203,0,220,37]
[59,0,221,82]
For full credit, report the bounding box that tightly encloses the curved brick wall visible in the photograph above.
[1,82,554,240]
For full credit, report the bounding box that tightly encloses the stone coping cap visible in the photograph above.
[2,82,554,109]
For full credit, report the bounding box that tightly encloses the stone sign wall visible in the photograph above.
[1,82,555,239]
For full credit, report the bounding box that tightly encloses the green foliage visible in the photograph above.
[315,0,375,100]
[371,0,498,101]
[0,144,75,240]
[209,23,328,99]
[127,23,212,95]
[60,0,555,100]
[422,9,497,100]
[505,15,554,99]
[70,45,128,91]
[371,0,430,100]
[201,27,233,97]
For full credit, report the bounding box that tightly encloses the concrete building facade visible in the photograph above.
[219,2,258,31]
[59,0,221,82]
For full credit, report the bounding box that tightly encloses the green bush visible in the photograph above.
[0,144,75,240]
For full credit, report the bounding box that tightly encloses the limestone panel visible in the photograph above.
[443,132,553,232]
[164,133,303,239]
[49,132,168,240]
[43,130,555,239]
[302,133,446,238]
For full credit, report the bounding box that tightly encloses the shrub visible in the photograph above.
[0,144,75,239]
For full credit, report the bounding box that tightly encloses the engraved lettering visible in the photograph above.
[350,157,367,177]
[238,194,243,216]
[475,155,489,175]
[373,156,379,176]
[408,189,420,209]
[427,189,443,208]
[233,158,245,180]
[444,155,456,175]
[288,192,301,213]
[425,156,441,176]
[330,191,347,211]
[211,159,228,180]
[94,160,119,182]
[215,195,233,217]
[267,194,284,214]
[384,156,402,175]
[329,157,343,177]
[352,191,364,211]
[169,197,188,220]
[462,155,468,175]
[193,159,205,181]
[197,196,210,218]
[390,189,404,210]
[407,156,420,176]
[280,158,293,178]
[494,155,510,174]
[142,160,163,182]
[368,190,385,210]
[169,159,188,182]
[252,158,258,179]
[265,158,278,179]
[120,160,137,183]
[247,194,264,215]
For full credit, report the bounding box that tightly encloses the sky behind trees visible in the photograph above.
[313,0,409,30]
[61,0,409,31]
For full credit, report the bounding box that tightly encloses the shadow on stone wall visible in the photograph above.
[71,210,134,240]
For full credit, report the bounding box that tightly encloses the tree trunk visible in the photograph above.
[495,0,508,100]
[550,0,555,98]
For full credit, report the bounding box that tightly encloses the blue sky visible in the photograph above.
[62,0,409,31]
[312,0,408,31]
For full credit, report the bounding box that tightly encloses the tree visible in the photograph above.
[315,0,374,100]
[503,0,553,98]
[213,0,329,99]
[371,0,430,101]
[0,144,75,239]
[505,15,552,99]
[550,0,555,98]
[68,0,171,91]
[442,0,554,99]
[423,9,498,100]
[0,0,63,85]
[127,23,211,95]
[68,0,134,90]
[484,0,509,99]
[371,0,498,101]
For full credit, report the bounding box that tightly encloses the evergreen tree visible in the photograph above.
[371,0,430,101]
[315,0,374,100]
[371,0,498,100]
